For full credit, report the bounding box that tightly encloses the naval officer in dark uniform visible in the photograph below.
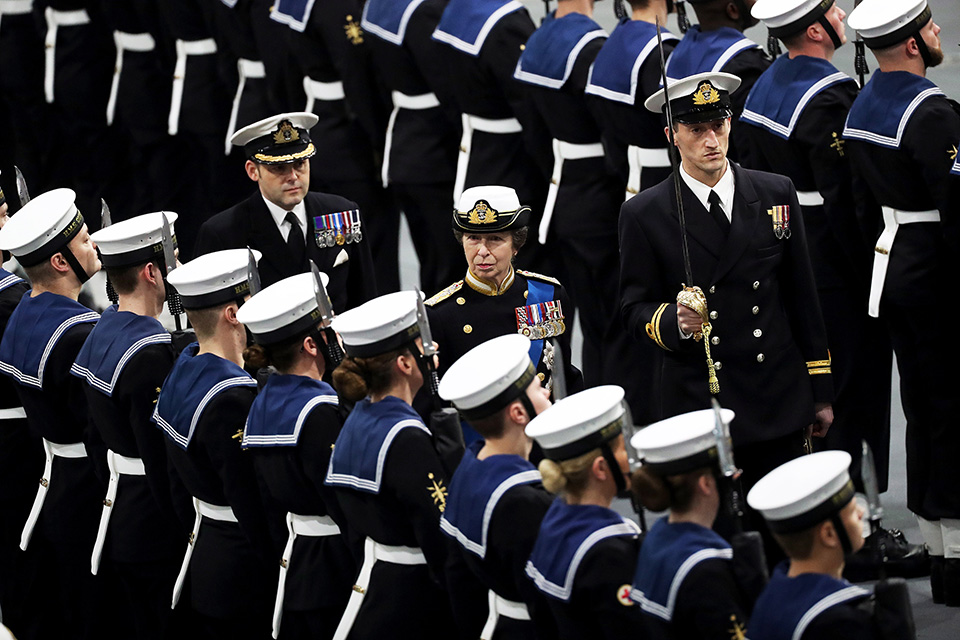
[842,0,960,605]
[438,334,555,639]
[194,112,377,312]
[238,272,355,640]
[70,212,188,640]
[619,72,833,549]
[0,189,105,639]
[153,249,276,640]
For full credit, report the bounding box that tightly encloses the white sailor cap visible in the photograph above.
[630,408,734,474]
[752,0,837,37]
[91,211,178,269]
[453,185,531,233]
[167,248,261,310]
[847,0,931,49]
[331,291,421,358]
[236,271,330,344]
[230,112,320,164]
[439,334,536,420]
[526,385,626,461]
[747,450,855,533]
[644,72,741,124]
[0,188,85,266]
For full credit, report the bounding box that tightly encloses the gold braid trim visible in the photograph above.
[645,303,672,351]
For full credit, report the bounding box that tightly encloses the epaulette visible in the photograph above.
[517,270,561,286]
[425,281,464,306]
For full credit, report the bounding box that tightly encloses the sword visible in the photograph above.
[548,338,567,401]
[310,260,344,368]
[160,212,183,331]
[100,199,119,304]
[414,291,442,410]
[246,246,262,297]
[14,166,30,208]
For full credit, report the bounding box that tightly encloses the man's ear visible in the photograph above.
[817,520,838,549]
[725,0,741,21]
[224,303,240,325]
[245,160,260,182]
[143,261,162,286]
[507,399,527,425]
[49,252,71,275]
[302,334,319,357]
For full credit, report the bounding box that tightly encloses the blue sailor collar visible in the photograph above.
[630,519,732,621]
[664,25,762,83]
[439,443,542,558]
[0,291,99,390]
[433,0,525,56]
[585,20,678,105]
[270,0,315,32]
[243,374,338,447]
[0,268,24,293]
[741,55,854,140]
[952,143,960,175]
[749,562,870,640]
[514,13,606,90]
[152,344,257,450]
[70,306,171,397]
[843,70,943,150]
[526,499,640,601]
[362,0,427,46]
[325,395,431,494]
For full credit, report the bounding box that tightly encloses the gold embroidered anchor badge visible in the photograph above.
[273,120,300,145]
[728,614,747,640]
[344,15,364,45]
[467,200,499,225]
[692,81,721,105]
[949,144,958,161]
[427,472,448,512]
[831,132,845,157]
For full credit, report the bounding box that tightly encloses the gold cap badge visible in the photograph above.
[466,200,499,225]
[692,82,721,106]
[273,120,300,145]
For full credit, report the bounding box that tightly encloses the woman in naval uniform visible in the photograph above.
[524,385,644,640]
[324,291,454,639]
[629,408,755,639]
[238,272,355,640]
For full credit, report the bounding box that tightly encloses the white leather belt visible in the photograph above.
[626,145,671,200]
[107,31,157,125]
[168,37,217,135]
[868,206,940,318]
[540,139,605,243]
[480,591,530,639]
[0,0,32,15]
[0,406,26,419]
[332,537,426,640]
[225,58,267,154]
[454,113,524,202]
[90,450,146,575]
[381,90,441,187]
[20,438,87,550]
[44,7,91,103]
[272,513,341,638]
[796,190,824,207]
[303,77,346,113]
[171,498,238,608]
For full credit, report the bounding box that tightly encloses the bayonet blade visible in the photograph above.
[160,212,177,276]
[14,166,29,207]
[246,246,261,296]
[100,198,112,229]
[310,260,336,327]
[549,338,567,401]
[415,291,437,357]
[711,398,738,479]
[861,439,884,524]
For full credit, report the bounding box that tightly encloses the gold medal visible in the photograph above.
[336,233,345,245]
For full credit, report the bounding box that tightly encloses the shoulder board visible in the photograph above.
[517,270,560,286]
[426,281,464,306]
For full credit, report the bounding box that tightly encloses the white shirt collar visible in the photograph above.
[679,161,735,222]
[261,194,308,242]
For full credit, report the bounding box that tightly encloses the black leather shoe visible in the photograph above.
[844,527,931,582]
[944,558,960,607]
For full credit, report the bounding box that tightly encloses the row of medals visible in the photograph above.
[315,225,362,248]
[519,318,566,340]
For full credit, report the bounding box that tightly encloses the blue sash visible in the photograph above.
[0,268,23,293]
[325,395,431,494]
[526,499,640,601]
[433,0,525,56]
[270,0,315,32]
[0,291,99,390]
[439,444,541,558]
[70,306,171,397]
[514,13,606,89]
[664,25,761,83]
[585,20,677,105]
[741,55,854,140]
[361,0,427,45]
[749,563,870,640]
[243,374,338,447]
[525,278,554,365]
[631,519,732,621]
[152,344,257,450]
[843,70,943,150]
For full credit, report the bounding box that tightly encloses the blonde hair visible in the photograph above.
[538,448,603,497]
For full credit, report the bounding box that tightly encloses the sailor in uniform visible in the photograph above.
[437,334,555,639]
[153,249,276,640]
[663,0,771,162]
[361,0,464,293]
[524,385,644,640]
[619,72,833,556]
[0,189,105,639]
[238,272,355,640]
[747,451,917,639]
[194,112,377,312]
[425,186,582,441]
[630,408,753,638]
[842,0,960,605]
[70,212,189,640]
[324,291,455,639]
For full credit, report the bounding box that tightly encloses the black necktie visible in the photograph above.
[285,211,306,266]
[708,190,731,236]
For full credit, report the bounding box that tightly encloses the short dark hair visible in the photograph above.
[106,259,162,296]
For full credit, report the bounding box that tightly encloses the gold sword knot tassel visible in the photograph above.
[677,285,720,394]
